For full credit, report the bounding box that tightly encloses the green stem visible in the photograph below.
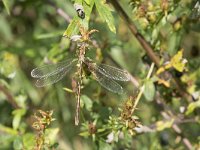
[132,63,155,114]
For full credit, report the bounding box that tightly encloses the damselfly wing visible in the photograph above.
[190,1,200,20]
[31,58,130,93]
[31,59,77,87]
[83,58,130,94]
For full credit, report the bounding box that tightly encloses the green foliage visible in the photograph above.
[0,0,200,149]
[94,0,116,33]
[2,0,11,15]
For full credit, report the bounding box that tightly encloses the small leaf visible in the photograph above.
[144,79,155,101]
[45,128,59,145]
[156,62,172,75]
[15,95,27,108]
[157,78,170,87]
[63,87,74,93]
[81,95,93,111]
[63,16,79,38]
[0,124,18,135]
[156,119,174,131]
[35,31,63,39]
[170,49,187,72]
[22,133,35,149]
[82,0,95,28]
[94,0,116,33]
[2,0,11,15]
[156,49,187,74]
[12,109,26,130]
[13,136,23,150]
[79,131,90,137]
[99,140,113,150]
[84,0,90,5]
[185,98,200,115]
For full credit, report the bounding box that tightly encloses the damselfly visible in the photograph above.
[31,26,130,125]
[31,57,130,94]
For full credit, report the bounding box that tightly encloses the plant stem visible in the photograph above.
[132,63,155,114]
[109,0,192,102]
[0,84,20,109]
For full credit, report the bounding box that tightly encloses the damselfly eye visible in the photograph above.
[74,3,85,19]
[77,10,85,19]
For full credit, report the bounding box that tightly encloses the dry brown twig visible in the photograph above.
[109,0,193,103]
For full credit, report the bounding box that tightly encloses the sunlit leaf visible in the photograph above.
[2,0,11,15]
[0,124,18,135]
[157,78,170,87]
[13,136,23,150]
[99,140,113,150]
[63,16,80,38]
[12,109,26,130]
[170,49,187,72]
[63,87,74,93]
[15,95,27,108]
[82,0,95,28]
[84,0,90,5]
[79,131,90,137]
[81,95,93,111]
[0,52,17,78]
[35,31,64,39]
[94,0,116,33]
[156,49,187,74]
[156,119,174,131]
[185,98,200,115]
[156,62,172,75]
[144,79,155,101]
[22,133,35,149]
[45,128,59,145]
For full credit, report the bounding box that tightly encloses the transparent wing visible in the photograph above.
[190,1,200,20]
[31,59,77,87]
[96,63,130,81]
[31,58,76,78]
[92,70,124,94]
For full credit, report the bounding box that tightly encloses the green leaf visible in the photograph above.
[170,49,187,72]
[99,140,112,150]
[84,0,90,5]
[12,109,26,130]
[185,98,200,115]
[34,31,64,39]
[2,0,11,15]
[144,79,155,101]
[45,128,59,145]
[0,124,18,135]
[94,0,116,33]
[63,16,79,37]
[156,119,174,131]
[15,95,27,108]
[79,131,90,137]
[81,95,93,111]
[22,133,35,149]
[13,136,23,150]
[82,0,95,28]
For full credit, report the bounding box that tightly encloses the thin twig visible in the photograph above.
[109,0,160,66]
[156,93,193,150]
[0,84,20,109]
[109,0,193,102]
[46,0,71,23]
[132,63,155,114]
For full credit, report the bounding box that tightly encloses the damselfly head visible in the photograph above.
[74,3,85,19]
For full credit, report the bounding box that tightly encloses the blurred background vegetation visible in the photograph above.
[0,0,200,149]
